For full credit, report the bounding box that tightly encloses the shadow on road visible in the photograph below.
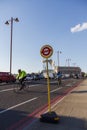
[24,115,87,130]
[0,107,87,130]
[0,108,31,130]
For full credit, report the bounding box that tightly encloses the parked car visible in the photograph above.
[0,72,16,83]
[73,74,81,79]
[25,74,34,81]
[64,74,70,78]
[33,74,41,80]
[43,72,54,79]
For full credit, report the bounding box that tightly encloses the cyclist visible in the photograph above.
[57,71,62,85]
[16,69,27,90]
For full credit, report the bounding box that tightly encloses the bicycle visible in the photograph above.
[13,79,30,93]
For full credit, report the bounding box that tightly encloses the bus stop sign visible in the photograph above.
[40,45,53,58]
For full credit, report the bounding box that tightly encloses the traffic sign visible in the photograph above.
[40,45,59,123]
[40,45,53,58]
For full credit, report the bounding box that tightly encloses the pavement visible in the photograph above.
[21,79,87,130]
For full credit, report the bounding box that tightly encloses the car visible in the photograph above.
[43,72,54,79]
[64,74,70,79]
[73,74,81,79]
[25,74,34,81]
[33,74,40,80]
[0,72,16,83]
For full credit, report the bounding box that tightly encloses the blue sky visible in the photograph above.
[0,0,87,73]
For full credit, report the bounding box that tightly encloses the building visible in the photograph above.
[42,66,81,78]
[54,66,81,75]
[42,59,81,78]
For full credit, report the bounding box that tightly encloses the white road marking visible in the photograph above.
[50,81,58,83]
[0,97,38,114]
[0,88,13,92]
[50,87,62,93]
[29,84,41,87]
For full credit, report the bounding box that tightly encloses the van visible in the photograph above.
[43,72,54,79]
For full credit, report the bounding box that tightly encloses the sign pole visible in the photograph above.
[46,58,51,112]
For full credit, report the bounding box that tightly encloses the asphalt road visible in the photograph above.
[0,78,82,130]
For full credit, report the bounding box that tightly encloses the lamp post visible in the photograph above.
[68,59,71,67]
[66,59,71,67]
[66,59,71,75]
[57,51,62,72]
[5,17,19,74]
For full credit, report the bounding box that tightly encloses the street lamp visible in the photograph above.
[66,59,71,75]
[68,59,71,67]
[57,51,62,72]
[66,59,71,67]
[5,17,19,74]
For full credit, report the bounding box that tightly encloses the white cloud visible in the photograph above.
[70,22,87,33]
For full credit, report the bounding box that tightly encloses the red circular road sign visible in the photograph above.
[40,45,53,58]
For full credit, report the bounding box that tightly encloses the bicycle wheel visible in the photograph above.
[13,83,21,93]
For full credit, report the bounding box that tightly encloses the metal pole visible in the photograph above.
[57,51,61,72]
[57,51,59,72]
[57,51,59,68]
[68,59,71,75]
[5,17,19,74]
[46,58,51,112]
[10,17,13,74]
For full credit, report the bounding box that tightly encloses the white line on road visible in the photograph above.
[29,84,41,87]
[50,87,62,93]
[0,97,38,114]
[0,88,13,92]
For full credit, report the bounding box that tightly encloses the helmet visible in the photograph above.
[18,69,21,73]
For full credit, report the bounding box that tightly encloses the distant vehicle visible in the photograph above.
[33,74,40,80]
[0,72,16,83]
[25,74,41,81]
[64,74,70,78]
[25,74,33,81]
[39,74,44,79]
[73,74,81,79]
[43,72,54,79]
